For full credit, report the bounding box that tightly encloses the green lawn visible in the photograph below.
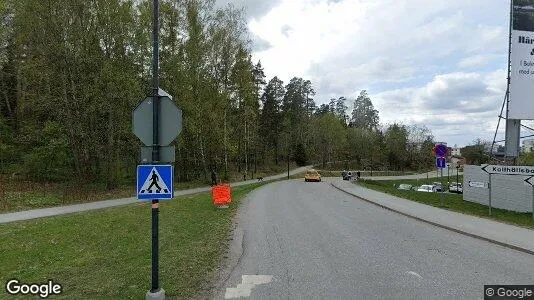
[358,177,534,230]
[0,164,296,213]
[0,183,264,299]
[290,169,420,179]
[0,181,208,213]
[365,175,465,187]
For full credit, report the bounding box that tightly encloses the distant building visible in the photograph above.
[522,139,534,153]
[450,146,461,157]
[449,156,465,168]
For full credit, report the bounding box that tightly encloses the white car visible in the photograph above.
[397,184,413,191]
[417,185,434,192]
[449,183,463,194]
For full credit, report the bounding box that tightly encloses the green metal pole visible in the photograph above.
[150,0,161,296]
[440,167,443,206]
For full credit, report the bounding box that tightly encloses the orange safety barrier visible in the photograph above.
[212,184,232,206]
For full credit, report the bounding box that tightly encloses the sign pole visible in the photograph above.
[523,176,534,219]
[488,173,492,216]
[440,166,444,206]
[456,165,459,186]
[447,164,449,184]
[148,0,163,299]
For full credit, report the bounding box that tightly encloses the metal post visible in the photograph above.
[456,166,459,186]
[370,151,373,176]
[148,0,163,299]
[152,0,160,164]
[505,0,512,120]
[440,167,444,206]
[287,153,289,179]
[488,173,492,216]
[532,185,534,220]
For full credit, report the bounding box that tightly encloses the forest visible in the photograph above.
[0,0,438,189]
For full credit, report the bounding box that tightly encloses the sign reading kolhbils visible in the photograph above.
[481,164,534,176]
[509,0,534,119]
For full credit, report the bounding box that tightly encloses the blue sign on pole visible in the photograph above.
[137,165,174,200]
[436,157,446,169]
[434,144,448,157]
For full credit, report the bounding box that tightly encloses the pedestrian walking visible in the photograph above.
[211,170,217,186]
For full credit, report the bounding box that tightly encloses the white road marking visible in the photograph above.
[225,275,273,299]
[406,271,423,279]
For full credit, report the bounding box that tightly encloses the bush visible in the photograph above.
[24,121,73,182]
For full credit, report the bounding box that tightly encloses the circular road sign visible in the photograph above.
[433,144,447,157]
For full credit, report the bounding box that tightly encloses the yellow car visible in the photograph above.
[304,169,321,182]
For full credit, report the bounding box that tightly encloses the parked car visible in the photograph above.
[449,182,463,194]
[417,184,434,192]
[397,184,413,191]
[432,182,443,192]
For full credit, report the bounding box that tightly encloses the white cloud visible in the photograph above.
[309,57,416,97]
[458,54,493,68]
[238,0,511,146]
[372,69,507,146]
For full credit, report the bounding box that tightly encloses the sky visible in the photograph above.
[218,0,528,147]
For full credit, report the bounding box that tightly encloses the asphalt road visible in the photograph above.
[215,179,534,299]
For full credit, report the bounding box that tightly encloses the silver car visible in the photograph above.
[397,184,413,191]
[417,185,434,192]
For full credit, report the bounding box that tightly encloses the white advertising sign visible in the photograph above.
[509,2,534,119]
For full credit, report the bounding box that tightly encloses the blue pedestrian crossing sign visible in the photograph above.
[436,157,446,169]
[137,165,174,200]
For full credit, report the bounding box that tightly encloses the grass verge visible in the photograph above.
[358,178,534,230]
[0,165,296,213]
[0,182,265,299]
[290,169,420,179]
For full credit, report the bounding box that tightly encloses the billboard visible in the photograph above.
[509,0,534,119]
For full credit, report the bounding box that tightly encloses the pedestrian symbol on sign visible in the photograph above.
[140,169,169,194]
[137,165,173,200]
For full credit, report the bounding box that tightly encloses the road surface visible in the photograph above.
[214,179,534,299]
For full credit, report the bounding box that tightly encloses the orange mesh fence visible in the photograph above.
[212,184,231,206]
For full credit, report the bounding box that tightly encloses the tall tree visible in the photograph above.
[462,139,490,165]
[384,123,408,170]
[335,96,349,124]
[260,76,284,164]
[350,90,379,130]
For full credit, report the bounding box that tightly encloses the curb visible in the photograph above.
[330,182,534,256]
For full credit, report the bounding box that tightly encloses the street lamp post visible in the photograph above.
[287,152,289,179]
